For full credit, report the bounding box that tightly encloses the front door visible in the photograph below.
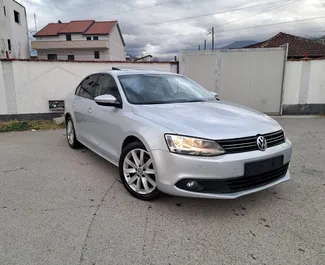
[88,73,124,162]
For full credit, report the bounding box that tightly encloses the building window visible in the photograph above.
[93,36,98,40]
[14,10,20,23]
[67,55,75,61]
[3,6,6,16]
[66,34,71,41]
[86,37,91,41]
[94,51,100,59]
[47,54,57,60]
[7,39,11,51]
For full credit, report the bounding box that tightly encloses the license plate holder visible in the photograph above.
[245,156,284,177]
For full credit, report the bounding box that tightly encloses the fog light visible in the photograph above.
[185,180,204,191]
[186,181,196,188]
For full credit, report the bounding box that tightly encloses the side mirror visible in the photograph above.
[94,94,121,108]
[209,91,220,100]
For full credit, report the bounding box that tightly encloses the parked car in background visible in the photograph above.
[64,68,292,200]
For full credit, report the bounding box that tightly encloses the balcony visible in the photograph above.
[31,40,109,50]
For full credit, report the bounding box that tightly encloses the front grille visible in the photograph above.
[217,130,285,153]
[175,163,289,194]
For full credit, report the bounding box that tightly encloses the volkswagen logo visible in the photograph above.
[256,136,267,151]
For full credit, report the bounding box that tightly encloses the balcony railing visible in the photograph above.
[31,40,109,50]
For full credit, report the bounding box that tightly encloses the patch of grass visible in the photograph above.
[0,120,65,133]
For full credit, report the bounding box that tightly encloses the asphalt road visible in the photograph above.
[0,117,324,265]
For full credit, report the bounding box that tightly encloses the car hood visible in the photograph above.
[132,100,282,139]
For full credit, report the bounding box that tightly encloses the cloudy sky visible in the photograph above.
[18,0,325,59]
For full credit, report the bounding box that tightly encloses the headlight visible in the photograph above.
[165,134,225,156]
[282,127,286,140]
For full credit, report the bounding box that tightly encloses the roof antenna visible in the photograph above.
[112,67,120,70]
[58,20,62,23]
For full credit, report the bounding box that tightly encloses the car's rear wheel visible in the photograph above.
[66,117,81,149]
[119,142,160,200]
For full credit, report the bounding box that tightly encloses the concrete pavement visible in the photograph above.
[0,117,324,265]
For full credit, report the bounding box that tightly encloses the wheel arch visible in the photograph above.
[121,134,151,153]
[65,112,71,124]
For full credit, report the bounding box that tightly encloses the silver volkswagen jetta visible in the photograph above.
[64,68,292,200]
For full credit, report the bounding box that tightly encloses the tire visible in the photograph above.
[66,117,82,149]
[119,141,160,200]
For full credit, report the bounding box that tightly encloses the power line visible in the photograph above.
[126,25,325,48]
[181,27,325,47]
[126,15,325,45]
[215,0,303,29]
[148,0,302,49]
[149,1,284,25]
[217,15,325,32]
[98,0,178,17]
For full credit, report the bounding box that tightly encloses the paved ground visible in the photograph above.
[0,117,324,265]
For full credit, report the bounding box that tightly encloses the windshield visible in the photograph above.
[118,74,215,105]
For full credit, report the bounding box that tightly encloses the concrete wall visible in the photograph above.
[108,24,125,60]
[0,0,29,59]
[37,49,110,61]
[282,59,325,114]
[308,60,325,103]
[0,60,178,117]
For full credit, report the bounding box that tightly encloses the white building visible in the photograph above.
[0,0,30,59]
[31,20,126,61]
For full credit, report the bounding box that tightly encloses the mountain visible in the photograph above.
[222,40,258,49]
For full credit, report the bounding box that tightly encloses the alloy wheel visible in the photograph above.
[67,120,75,145]
[123,149,157,195]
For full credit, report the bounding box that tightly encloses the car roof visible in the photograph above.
[90,68,179,77]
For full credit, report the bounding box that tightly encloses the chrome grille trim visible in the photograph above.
[217,130,285,153]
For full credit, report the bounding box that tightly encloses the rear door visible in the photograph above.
[73,74,100,145]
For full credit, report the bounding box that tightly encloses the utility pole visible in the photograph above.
[204,39,207,50]
[212,27,214,50]
[207,27,215,50]
[34,13,37,32]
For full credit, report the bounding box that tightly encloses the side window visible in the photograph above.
[78,74,99,99]
[95,74,120,100]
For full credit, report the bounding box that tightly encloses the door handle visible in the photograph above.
[72,103,76,107]
[87,107,92,113]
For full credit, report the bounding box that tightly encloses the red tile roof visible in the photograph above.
[34,20,117,37]
[34,23,68,37]
[84,21,117,35]
[58,20,95,34]
[245,32,325,59]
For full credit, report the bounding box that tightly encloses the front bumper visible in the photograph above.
[150,140,292,199]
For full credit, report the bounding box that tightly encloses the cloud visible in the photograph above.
[18,0,325,59]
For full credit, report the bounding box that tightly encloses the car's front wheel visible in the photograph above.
[119,142,160,200]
